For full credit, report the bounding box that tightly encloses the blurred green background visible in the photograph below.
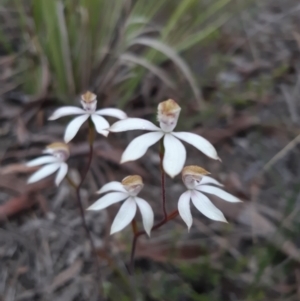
[0,0,237,106]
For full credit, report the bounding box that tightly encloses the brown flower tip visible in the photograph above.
[122,175,143,186]
[158,99,181,116]
[45,142,70,160]
[46,142,69,154]
[81,91,97,103]
[182,165,210,177]
[122,175,143,195]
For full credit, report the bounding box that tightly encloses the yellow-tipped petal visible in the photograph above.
[81,91,97,103]
[122,175,144,196]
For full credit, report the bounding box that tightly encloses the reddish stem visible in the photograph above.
[131,219,138,235]
[129,209,179,275]
[129,138,176,275]
[69,122,101,276]
[159,139,167,220]
[75,141,99,264]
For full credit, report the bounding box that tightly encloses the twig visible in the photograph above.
[280,84,299,124]
[261,134,300,173]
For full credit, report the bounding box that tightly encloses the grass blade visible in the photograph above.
[120,53,175,89]
[129,37,202,105]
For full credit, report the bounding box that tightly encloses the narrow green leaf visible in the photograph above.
[129,37,203,105]
[120,53,175,89]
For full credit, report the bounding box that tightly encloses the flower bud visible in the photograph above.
[81,91,97,112]
[44,142,70,162]
[157,99,181,132]
[182,165,210,189]
[121,175,144,196]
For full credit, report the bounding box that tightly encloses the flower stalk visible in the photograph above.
[131,219,138,235]
[129,208,179,275]
[67,123,101,275]
[159,139,167,221]
[129,139,174,274]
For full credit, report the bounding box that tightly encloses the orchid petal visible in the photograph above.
[49,107,86,120]
[26,156,58,167]
[91,114,110,133]
[178,190,192,230]
[55,163,68,186]
[96,108,127,120]
[198,176,224,187]
[87,192,128,211]
[191,190,227,222]
[172,132,219,160]
[27,163,61,184]
[163,134,186,178]
[199,185,241,203]
[121,132,164,163]
[64,114,89,143]
[99,130,109,137]
[109,118,160,132]
[135,197,154,236]
[110,198,137,235]
[97,181,127,194]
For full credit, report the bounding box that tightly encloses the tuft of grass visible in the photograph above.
[1,0,233,105]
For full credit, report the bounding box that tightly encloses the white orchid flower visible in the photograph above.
[49,91,127,143]
[26,142,70,186]
[178,166,241,230]
[87,175,154,236]
[110,99,219,178]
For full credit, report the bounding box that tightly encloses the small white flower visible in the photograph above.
[49,91,127,143]
[110,99,219,178]
[178,166,241,230]
[26,142,70,186]
[87,175,154,236]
